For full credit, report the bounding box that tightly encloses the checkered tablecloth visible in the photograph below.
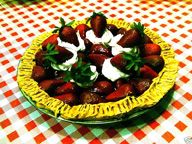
[0,0,192,144]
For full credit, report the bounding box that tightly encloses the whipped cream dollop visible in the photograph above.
[109,34,132,56]
[102,58,129,82]
[86,29,113,44]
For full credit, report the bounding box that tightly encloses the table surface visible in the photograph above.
[0,0,192,144]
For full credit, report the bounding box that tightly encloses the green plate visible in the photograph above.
[19,87,174,125]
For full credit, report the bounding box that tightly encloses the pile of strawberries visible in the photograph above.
[32,12,164,106]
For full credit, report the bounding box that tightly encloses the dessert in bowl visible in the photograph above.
[17,12,178,121]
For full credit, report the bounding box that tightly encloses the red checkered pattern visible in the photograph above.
[0,0,192,144]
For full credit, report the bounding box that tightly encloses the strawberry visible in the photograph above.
[42,34,58,50]
[142,43,161,56]
[117,29,141,47]
[140,65,158,79]
[93,81,114,95]
[143,55,164,72]
[88,12,107,38]
[75,24,90,39]
[115,79,127,88]
[32,65,46,82]
[131,78,151,95]
[80,91,104,104]
[59,26,79,46]
[117,28,127,35]
[90,44,111,57]
[106,24,119,36]
[89,54,108,67]
[55,82,77,95]
[105,83,135,101]
[38,79,64,93]
[54,45,73,63]
[110,53,127,70]
[84,38,93,49]
[35,50,46,66]
[54,93,78,106]
[117,22,147,47]
[53,18,79,46]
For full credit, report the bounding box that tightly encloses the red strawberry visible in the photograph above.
[32,65,46,82]
[89,54,108,67]
[35,50,46,66]
[38,79,64,93]
[110,53,127,70]
[89,12,107,38]
[84,38,93,49]
[143,55,164,72]
[42,34,58,50]
[117,29,141,47]
[54,45,73,63]
[115,79,127,88]
[142,43,161,56]
[93,81,114,95]
[54,93,78,106]
[106,24,118,36]
[140,65,158,79]
[90,44,111,57]
[59,26,79,46]
[80,91,104,104]
[131,78,151,95]
[75,24,90,39]
[105,83,135,101]
[55,82,77,95]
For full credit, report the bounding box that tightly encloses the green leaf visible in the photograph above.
[46,43,55,51]
[52,28,59,33]
[45,50,59,56]
[63,71,72,82]
[131,22,145,38]
[69,59,96,88]
[45,55,57,64]
[66,20,75,27]
[123,47,144,75]
[60,17,65,27]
